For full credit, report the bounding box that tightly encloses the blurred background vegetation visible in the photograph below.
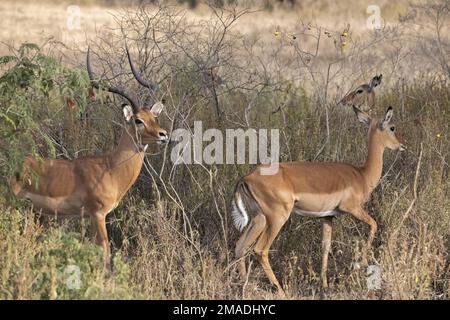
[0,0,449,299]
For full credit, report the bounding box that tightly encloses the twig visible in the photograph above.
[387,142,423,299]
[393,142,423,237]
[242,260,253,298]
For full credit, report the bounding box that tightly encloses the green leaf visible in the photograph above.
[0,112,16,130]
[19,43,40,56]
[0,56,17,65]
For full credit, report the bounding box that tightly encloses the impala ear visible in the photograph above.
[122,104,134,122]
[369,74,382,88]
[353,105,371,126]
[149,101,165,116]
[380,106,393,129]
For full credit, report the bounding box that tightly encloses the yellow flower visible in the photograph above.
[341,41,348,47]
[274,31,280,37]
[341,31,348,37]
[437,133,442,138]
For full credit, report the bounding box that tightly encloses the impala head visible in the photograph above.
[122,102,168,145]
[354,105,406,151]
[339,74,382,111]
[87,45,169,146]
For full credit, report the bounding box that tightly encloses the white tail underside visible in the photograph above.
[231,193,249,232]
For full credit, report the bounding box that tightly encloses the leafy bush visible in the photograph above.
[0,208,133,299]
[0,43,97,198]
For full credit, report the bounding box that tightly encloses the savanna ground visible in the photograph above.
[0,0,449,299]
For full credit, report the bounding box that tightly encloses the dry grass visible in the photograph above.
[0,0,414,55]
[0,0,449,300]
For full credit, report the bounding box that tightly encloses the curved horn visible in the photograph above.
[125,43,158,92]
[87,47,140,112]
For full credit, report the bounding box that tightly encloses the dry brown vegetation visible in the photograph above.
[0,0,449,299]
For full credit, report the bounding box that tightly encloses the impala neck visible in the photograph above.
[112,126,143,160]
[109,126,145,185]
[362,125,385,193]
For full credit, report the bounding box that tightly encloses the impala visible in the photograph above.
[231,105,405,295]
[339,74,382,111]
[10,46,169,268]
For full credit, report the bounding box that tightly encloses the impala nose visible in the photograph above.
[158,131,169,144]
[337,99,345,107]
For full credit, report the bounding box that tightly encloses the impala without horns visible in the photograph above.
[10,45,169,268]
[339,74,383,111]
[231,104,405,296]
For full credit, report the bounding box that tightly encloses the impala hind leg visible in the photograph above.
[253,215,288,296]
[321,217,333,290]
[235,214,266,280]
[91,213,111,270]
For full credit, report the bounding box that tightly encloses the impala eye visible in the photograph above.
[134,119,145,126]
[390,126,395,132]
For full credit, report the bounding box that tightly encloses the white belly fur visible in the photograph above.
[292,207,340,218]
[25,192,85,216]
[25,191,119,216]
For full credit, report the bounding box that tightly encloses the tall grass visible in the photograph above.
[0,1,449,299]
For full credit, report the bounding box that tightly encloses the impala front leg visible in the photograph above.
[321,217,333,289]
[92,213,111,270]
[345,207,377,267]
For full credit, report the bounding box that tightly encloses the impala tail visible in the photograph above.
[231,180,259,232]
[10,172,24,197]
